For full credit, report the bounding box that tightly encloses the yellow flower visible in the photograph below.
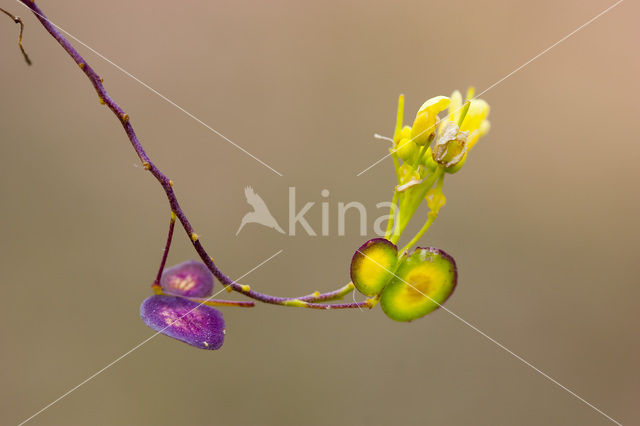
[448,87,490,151]
[435,88,491,173]
[432,121,468,167]
[410,96,450,146]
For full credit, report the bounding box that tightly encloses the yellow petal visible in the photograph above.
[478,120,491,137]
[411,112,436,145]
[418,96,450,114]
[466,130,480,151]
[461,99,490,132]
[465,87,475,101]
[448,90,462,123]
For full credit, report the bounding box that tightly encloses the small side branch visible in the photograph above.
[153,212,176,286]
[1,7,31,65]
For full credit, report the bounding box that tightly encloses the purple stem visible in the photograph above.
[20,1,368,311]
[304,302,371,310]
[162,291,255,308]
[153,214,175,286]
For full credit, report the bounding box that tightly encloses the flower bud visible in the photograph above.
[410,112,435,146]
[396,137,418,163]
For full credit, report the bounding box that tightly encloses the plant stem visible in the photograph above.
[161,292,255,308]
[153,212,176,286]
[384,189,399,239]
[1,7,31,64]
[297,282,355,302]
[399,211,437,254]
[399,174,445,254]
[389,167,442,244]
[19,1,364,310]
[393,94,404,142]
[282,299,374,310]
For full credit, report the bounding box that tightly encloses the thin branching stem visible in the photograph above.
[1,6,31,64]
[19,0,368,310]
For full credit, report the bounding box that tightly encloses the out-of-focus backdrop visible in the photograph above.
[1,0,638,425]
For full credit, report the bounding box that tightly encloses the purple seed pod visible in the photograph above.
[140,295,225,350]
[160,260,214,298]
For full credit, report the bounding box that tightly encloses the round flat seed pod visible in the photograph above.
[380,247,457,321]
[140,295,225,350]
[160,260,214,298]
[350,238,398,296]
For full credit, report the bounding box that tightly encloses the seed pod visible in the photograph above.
[350,238,398,296]
[140,295,225,350]
[160,260,214,298]
[380,247,457,322]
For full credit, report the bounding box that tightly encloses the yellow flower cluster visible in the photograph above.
[392,88,490,174]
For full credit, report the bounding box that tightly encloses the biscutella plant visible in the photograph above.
[9,1,490,350]
[352,89,491,322]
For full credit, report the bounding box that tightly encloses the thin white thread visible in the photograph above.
[13,1,625,423]
[16,1,283,177]
[359,250,622,425]
[356,0,624,177]
[351,287,365,312]
[17,250,283,426]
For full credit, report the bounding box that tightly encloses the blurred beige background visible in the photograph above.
[1,0,638,425]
